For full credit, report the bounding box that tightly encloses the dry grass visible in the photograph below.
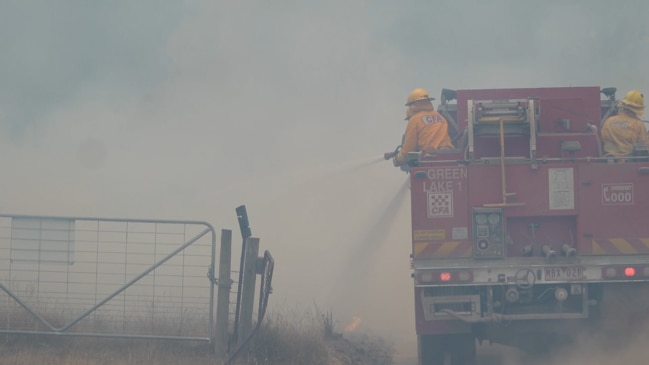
[0,307,393,365]
[0,337,215,365]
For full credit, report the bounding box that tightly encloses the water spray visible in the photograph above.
[327,177,410,320]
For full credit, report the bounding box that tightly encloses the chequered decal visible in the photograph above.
[427,192,453,218]
[592,238,649,254]
[413,241,472,258]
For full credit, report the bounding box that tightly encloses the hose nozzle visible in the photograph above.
[542,245,557,260]
[522,244,534,257]
[561,244,576,257]
[384,144,401,160]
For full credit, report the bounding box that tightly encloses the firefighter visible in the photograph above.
[601,90,649,157]
[392,88,454,167]
[404,105,412,120]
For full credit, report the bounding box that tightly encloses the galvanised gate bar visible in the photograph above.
[0,214,218,342]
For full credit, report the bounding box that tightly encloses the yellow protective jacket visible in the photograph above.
[395,102,454,165]
[601,109,649,157]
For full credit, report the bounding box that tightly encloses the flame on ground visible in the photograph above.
[344,316,361,332]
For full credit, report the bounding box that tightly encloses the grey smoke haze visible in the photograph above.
[1,0,649,354]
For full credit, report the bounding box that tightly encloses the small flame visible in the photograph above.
[344,316,361,332]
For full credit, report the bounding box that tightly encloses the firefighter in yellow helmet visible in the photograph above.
[392,88,454,167]
[404,105,412,120]
[601,90,649,157]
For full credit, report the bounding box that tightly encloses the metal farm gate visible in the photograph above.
[0,214,218,343]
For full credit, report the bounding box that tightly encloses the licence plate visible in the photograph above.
[544,266,585,281]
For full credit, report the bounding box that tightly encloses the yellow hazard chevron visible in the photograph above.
[413,241,472,259]
[591,238,649,254]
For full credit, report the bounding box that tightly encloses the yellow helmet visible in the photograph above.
[405,88,434,106]
[620,90,644,108]
[619,90,645,117]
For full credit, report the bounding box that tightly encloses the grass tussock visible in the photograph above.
[242,309,331,364]
[240,306,393,365]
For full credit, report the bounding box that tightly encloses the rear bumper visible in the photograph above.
[413,256,649,335]
[413,255,649,287]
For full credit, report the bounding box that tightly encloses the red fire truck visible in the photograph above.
[388,86,649,364]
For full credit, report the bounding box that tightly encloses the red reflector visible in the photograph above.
[440,272,452,281]
[625,267,636,277]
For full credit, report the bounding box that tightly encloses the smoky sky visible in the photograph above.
[0,2,184,135]
[1,0,649,341]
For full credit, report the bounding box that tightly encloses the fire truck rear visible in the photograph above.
[393,86,649,364]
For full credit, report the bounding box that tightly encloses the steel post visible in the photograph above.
[238,237,260,342]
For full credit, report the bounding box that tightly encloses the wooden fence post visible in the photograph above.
[215,229,232,354]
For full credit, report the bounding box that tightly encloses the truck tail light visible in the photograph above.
[602,266,649,280]
[418,270,473,283]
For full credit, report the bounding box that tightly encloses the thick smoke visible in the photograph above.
[1,1,649,363]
